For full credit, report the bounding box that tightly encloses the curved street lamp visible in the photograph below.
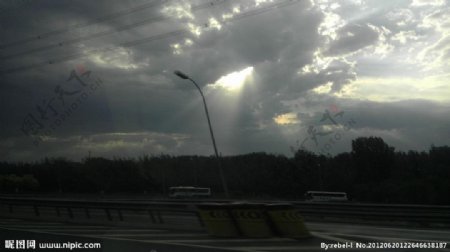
[174,70,230,198]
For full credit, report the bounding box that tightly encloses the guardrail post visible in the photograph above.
[156,210,163,224]
[195,211,205,227]
[67,207,74,219]
[148,210,157,223]
[117,209,124,221]
[33,205,40,216]
[104,208,112,221]
[84,208,90,219]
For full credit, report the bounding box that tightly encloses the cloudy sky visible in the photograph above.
[0,0,449,162]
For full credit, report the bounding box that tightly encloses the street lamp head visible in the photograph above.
[174,70,190,80]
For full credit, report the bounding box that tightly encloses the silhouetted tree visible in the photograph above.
[1,138,449,204]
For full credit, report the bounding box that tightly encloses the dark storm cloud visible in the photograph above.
[1,0,449,162]
[290,95,450,154]
[169,0,323,91]
[325,24,380,56]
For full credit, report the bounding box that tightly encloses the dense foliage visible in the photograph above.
[1,137,449,204]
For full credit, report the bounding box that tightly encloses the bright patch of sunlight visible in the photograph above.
[312,82,333,94]
[255,0,274,6]
[162,3,194,20]
[212,66,254,91]
[334,76,450,102]
[170,39,193,55]
[208,18,222,30]
[188,23,202,36]
[87,46,147,70]
[273,112,300,125]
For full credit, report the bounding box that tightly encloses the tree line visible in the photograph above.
[0,136,449,205]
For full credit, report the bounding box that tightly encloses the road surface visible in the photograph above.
[1,218,449,251]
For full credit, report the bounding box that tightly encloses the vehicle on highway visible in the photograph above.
[304,191,348,202]
[168,186,211,198]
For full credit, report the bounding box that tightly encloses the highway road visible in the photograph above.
[1,217,449,251]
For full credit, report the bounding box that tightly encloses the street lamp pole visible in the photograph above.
[174,70,230,198]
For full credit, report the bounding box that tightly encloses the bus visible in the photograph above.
[168,186,211,198]
[304,191,348,202]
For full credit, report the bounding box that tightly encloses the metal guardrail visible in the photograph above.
[0,196,205,229]
[1,196,449,228]
[292,202,450,226]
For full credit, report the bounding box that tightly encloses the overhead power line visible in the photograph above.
[0,30,188,75]
[0,1,224,60]
[0,0,301,76]
[0,0,170,50]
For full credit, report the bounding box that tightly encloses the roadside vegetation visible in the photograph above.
[0,136,449,205]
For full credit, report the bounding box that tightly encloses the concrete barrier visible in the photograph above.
[230,203,273,238]
[196,203,240,237]
[265,203,311,238]
[196,203,311,238]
